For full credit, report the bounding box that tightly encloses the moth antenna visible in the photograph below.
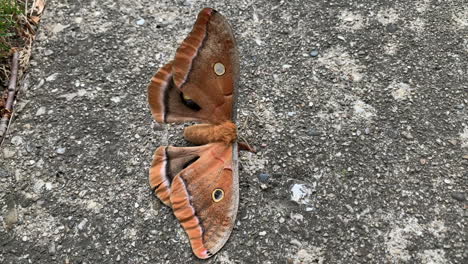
[238,136,256,153]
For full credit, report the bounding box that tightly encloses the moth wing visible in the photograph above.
[147,62,203,123]
[168,142,238,259]
[147,8,239,124]
[149,144,206,207]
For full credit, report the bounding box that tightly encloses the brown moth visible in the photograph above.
[147,8,252,259]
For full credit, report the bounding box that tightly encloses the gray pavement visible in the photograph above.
[1,0,467,263]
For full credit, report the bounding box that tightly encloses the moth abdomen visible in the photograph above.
[183,121,237,145]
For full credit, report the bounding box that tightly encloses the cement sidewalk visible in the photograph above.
[1,0,467,263]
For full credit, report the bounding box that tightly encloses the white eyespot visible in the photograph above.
[213,62,225,76]
[212,188,224,202]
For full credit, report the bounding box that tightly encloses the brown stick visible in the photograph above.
[0,52,20,144]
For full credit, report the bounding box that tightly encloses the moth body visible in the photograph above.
[184,121,237,145]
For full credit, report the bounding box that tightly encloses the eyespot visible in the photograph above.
[212,188,224,202]
[213,62,225,76]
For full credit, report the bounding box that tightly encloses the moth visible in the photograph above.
[147,8,252,259]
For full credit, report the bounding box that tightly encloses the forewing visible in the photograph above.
[172,8,239,124]
[148,62,209,123]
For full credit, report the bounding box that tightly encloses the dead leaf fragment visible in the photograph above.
[30,16,41,25]
[31,0,46,16]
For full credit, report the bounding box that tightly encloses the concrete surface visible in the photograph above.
[1,0,467,263]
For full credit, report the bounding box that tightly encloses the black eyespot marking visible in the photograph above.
[212,189,224,202]
[183,156,199,169]
[180,92,201,111]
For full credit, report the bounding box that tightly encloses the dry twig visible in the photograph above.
[0,1,46,147]
[0,52,20,145]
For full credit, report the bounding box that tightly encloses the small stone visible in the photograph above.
[180,0,195,6]
[136,18,145,25]
[448,139,457,146]
[78,219,88,230]
[258,173,270,183]
[11,136,24,146]
[45,182,53,190]
[86,200,99,210]
[420,159,427,165]
[4,207,18,229]
[259,231,266,236]
[307,129,321,136]
[454,104,464,110]
[33,180,45,192]
[46,73,59,82]
[279,217,285,224]
[450,192,465,202]
[51,23,68,34]
[48,242,56,255]
[462,155,468,160]
[36,106,46,116]
[401,131,413,140]
[386,23,398,33]
[310,49,319,57]
[290,213,304,222]
[337,35,346,41]
[56,147,66,154]
[77,89,87,96]
[111,97,121,103]
[291,183,313,204]
[254,38,263,46]
[44,49,54,56]
[3,148,15,159]
[290,239,302,247]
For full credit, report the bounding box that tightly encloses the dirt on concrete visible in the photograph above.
[0,0,467,263]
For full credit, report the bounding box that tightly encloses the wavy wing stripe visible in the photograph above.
[172,8,213,88]
[148,62,173,123]
[171,175,211,259]
[148,146,172,207]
